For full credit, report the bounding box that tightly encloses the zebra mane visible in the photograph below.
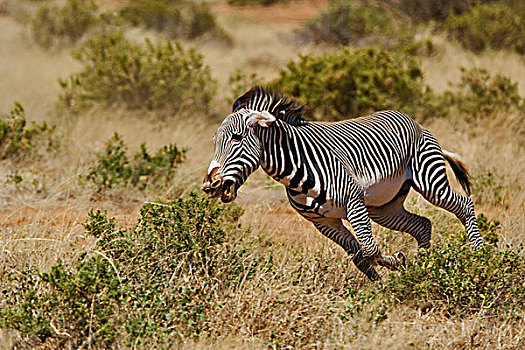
[232,86,307,126]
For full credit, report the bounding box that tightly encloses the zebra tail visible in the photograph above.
[442,150,471,196]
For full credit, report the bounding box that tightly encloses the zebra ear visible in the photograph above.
[246,110,276,128]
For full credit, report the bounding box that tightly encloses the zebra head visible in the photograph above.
[202,108,276,203]
[203,86,305,202]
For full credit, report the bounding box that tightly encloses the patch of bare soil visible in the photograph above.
[94,0,126,10]
[214,0,329,27]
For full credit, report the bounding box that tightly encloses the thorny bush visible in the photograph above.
[0,193,257,348]
[85,132,186,190]
[120,0,229,42]
[439,67,523,119]
[31,0,99,49]
[443,2,525,54]
[300,0,416,50]
[348,215,525,320]
[273,47,441,121]
[1,200,524,348]
[0,103,55,161]
[59,33,216,115]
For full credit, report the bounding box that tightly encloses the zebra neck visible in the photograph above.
[257,125,307,190]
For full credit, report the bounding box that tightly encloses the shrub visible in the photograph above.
[31,0,98,49]
[300,0,414,49]
[120,0,229,41]
[343,214,525,321]
[383,0,480,22]
[272,47,438,121]
[0,192,259,348]
[0,259,125,345]
[383,214,525,317]
[1,196,524,347]
[86,132,186,190]
[441,67,523,118]
[476,213,500,246]
[0,103,55,161]
[59,33,216,115]
[443,3,525,54]
[385,246,524,317]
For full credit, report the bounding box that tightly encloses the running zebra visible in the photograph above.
[203,86,483,281]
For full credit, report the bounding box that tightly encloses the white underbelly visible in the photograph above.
[363,173,407,207]
[318,201,346,218]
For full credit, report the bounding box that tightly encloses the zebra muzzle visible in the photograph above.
[202,169,237,202]
[220,179,237,203]
[203,183,223,198]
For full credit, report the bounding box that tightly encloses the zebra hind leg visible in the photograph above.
[368,181,432,249]
[415,183,482,247]
[411,133,483,248]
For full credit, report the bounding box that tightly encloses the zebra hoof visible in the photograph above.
[394,252,406,269]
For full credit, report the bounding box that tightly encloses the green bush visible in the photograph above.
[1,196,524,347]
[0,192,261,348]
[273,47,439,121]
[387,253,524,317]
[86,132,186,190]
[383,0,480,22]
[443,3,525,54]
[476,213,500,246]
[441,67,523,118]
[386,245,525,317]
[0,103,55,160]
[31,0,98,49]
[301,0,414,49]
[343,214,525,321]
[59,33,216,115]
[120,0,229,41]
[302,0,524,53]
[0,259,125,345]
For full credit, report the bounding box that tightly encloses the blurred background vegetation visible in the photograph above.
[0,0,524,348]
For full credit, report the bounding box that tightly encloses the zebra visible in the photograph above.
[203,86,483,281]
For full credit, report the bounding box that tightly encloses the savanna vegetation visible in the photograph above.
[58,32,216,115]
[0,0,524,348]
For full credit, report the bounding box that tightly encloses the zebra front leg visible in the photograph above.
[311,218,381,281]
[346,200,406,271]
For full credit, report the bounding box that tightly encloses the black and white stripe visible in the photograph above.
[206,87,483,281]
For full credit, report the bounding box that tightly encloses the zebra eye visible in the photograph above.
[231,133,242,142]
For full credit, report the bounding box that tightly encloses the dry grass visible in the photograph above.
[0,2,524,349]
[0,17,80,121]
[213,0,330,28]
[196,15,322,105]
[420,35,525,95]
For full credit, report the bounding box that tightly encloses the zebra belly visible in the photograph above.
[317,200,346,218]
[363,173,407,207]
[287,191,347,219]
